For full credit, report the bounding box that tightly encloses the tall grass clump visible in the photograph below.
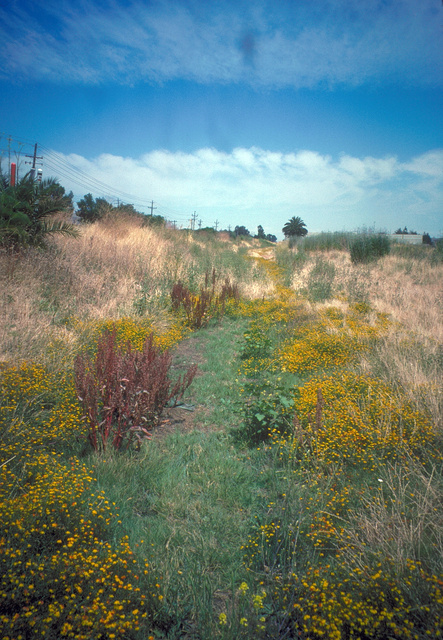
[300,231,355,252]
[274,243,307,287]
[350,233,390,264]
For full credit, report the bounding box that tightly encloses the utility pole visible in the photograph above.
[149,200,157,216]
[214,219,219,231]
[191,210,197,230]
[172,220,176,229]
[198,219,202,229]
[25,143,43,180]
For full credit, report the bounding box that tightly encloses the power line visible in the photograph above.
[1,134,219,229]
[40,146,155,205]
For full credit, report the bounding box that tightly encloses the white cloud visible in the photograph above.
[56,146,443,236]
[0,0,441,87]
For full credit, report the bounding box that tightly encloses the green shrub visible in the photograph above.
[350,234,390,264]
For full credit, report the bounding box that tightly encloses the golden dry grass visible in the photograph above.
[287,248,443,432]
[0,221,274,365]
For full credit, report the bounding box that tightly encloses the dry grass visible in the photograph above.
[0,221,274,366]
[342,457,443,575]
[286,248,443,431]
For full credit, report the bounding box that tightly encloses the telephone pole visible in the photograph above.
[191,210,197,230]
[148,200,157,216]
[214,219,219,231]
[25,143,43,180]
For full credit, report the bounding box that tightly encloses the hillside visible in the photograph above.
[1,221,442,639]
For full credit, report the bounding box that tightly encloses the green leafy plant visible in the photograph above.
[237,376,295,445]
[240,323,273,362]
[0,172,78,250]
[74,328,198,451]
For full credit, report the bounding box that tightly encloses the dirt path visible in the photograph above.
[155,331,210,439]
[247,246,276,260]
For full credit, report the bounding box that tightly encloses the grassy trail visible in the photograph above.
[93,316,271,639]
[1,232,442,640]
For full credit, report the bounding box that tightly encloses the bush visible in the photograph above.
[0,173,78,250]
[74,329,197,451]
[350,234,390,264]
[237,376,295,445]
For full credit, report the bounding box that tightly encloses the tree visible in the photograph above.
[143,214,165,227]
[77,193,109,223]
[282,216,308,238]
[256,224,266,239]
[266,233,277,243]
[234,225,250,237]
[0,172,79,250]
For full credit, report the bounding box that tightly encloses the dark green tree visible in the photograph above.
[234,225,250,237]
[0,172,79,250]
[77,193,109,223]
[143,214,165,227]
[266,233,277,243]
[256,224,266,239]
[282,216,308,238]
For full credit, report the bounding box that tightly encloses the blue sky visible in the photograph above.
[0,0,442,237]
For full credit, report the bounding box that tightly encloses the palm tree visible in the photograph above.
[0,172,79,250]
[282,216,308,238]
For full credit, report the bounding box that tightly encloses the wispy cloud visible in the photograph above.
[57,146,443,236]
[1,0,441,87]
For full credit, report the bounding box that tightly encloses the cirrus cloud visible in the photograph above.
[0,0,441,88]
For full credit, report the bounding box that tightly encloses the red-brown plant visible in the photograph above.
[74,329,198,451]
[171,269,239,329]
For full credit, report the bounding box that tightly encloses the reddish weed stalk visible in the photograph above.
[74,329,197,451]
[171,269,239,329]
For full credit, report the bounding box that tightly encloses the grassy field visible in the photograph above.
[1,219,442,639]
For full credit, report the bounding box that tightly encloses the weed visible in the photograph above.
[74,328,197,451]
[171,269,239,328]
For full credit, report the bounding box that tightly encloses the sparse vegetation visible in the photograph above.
[1,221,442,639]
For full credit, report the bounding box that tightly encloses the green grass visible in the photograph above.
[94,430,265,638]
[299,231,355,252]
